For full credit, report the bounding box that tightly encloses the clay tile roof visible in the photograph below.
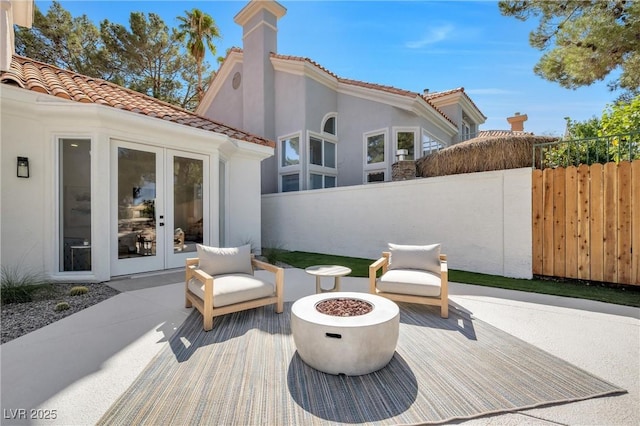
[423,87,485,119]
[267,52,456,127]
[1,55,274,148]
[422,87,465,100]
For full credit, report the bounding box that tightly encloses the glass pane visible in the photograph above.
[117,147,156,259]
[310,173,323,189]
[367,134,385,164]
[325,175,336,188]
[282,173,299,192]
[397,132,415,160]
[422,132,443,156]
[174,156,203,254]
[310,137,322,166]
[324,141,336,168]
[281,137,300,166]
[367,171,385,182]
[60,139,92,272]
[323,116,336,135]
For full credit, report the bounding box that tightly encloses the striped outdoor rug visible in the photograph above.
[98,302,625,425]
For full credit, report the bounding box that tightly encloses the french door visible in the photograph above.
[111,141,209,276]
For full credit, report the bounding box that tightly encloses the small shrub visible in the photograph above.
[261,240,288,265]
[1,286,34,304]
[69,286,89,296]
[1,264,52,305]
[262,247,288,265]
[54,302,70,312]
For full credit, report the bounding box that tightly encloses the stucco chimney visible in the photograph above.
[507,112,527,132]
[234,0,286,139]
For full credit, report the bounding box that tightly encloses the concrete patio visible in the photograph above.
[1,268,638,425]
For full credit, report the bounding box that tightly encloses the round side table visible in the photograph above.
[305,265,352,293]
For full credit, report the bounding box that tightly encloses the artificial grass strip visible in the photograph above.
[271,250,640,308]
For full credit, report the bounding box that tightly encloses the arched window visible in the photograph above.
[322,114,337,136]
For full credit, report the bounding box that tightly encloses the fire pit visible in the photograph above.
[291,292,400,376]
[315,297,373,316]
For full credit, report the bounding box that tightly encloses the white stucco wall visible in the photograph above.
[224,146,267,252]
[1,85,272,281]
[1,94,48,275]
[201,61,244,130]
[262,168,533,278]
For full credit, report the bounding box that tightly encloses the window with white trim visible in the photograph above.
[366,132,385,164]
[394,127,419,160]
[59,138,92,272]
[461,121,471,142]
[280,135,300,167]
[281,173,300,192]
[278,133,302,192]
[422,129,445,156]
[310,173,336,189]
[308,134,337,190]
[366,171,385,183]
[309,136,336,168]
[364,129,387,184]
[322,114,337,135]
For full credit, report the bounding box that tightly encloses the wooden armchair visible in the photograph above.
[185,244,284,331]
[369,243,448,318]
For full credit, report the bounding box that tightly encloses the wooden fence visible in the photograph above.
[532,160,639,286]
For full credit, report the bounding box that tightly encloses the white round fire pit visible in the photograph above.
[291,292,399,376]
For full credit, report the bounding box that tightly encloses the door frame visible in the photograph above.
[164,149,210,269]
[110,140,211,276]
[110,141,166,276]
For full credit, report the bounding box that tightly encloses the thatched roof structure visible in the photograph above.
[416,134,558,178]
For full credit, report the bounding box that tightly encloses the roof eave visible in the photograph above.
[413,97,458,135]
[270,56,454,129]
[428,91,486,124]
[271,55,338,89]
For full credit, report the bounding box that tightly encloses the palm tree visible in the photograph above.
[176,9,221,103]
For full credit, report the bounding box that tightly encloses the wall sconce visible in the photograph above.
[17,157,29,178]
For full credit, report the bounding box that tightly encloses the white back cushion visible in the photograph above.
[388,243,441,274]
[197,244,253,276]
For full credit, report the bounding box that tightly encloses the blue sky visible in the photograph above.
[36,0,622,136]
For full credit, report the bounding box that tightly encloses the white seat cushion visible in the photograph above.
[378,269,442,298]
[388,243,441,274]
[196,244,253,276]
[188,273,275,308]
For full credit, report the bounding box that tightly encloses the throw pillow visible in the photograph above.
[197,244,253,276]
[388,243,441,274]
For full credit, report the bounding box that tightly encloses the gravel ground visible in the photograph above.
[1,283,120,344]
[1,260,291,345]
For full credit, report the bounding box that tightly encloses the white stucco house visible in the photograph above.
[197,0,487,194]
[1,2,274,282]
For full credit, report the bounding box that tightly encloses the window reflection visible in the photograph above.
[367,134,385,164]
[117,148,156,259]
[281,137,300,166]
[173,156,203,253]
[60,139,92,272]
